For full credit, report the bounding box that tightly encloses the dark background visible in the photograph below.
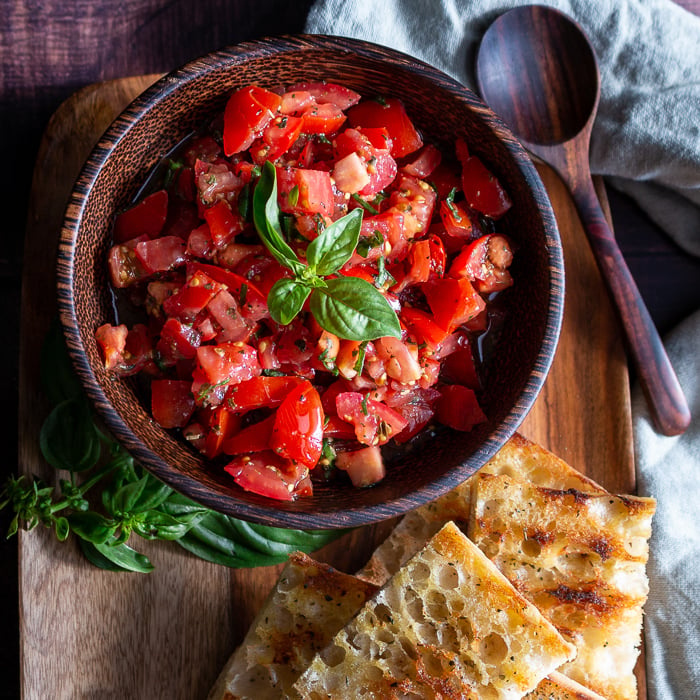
[2,1,700,697]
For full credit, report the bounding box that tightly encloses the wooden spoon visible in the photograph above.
[476,4,690,436]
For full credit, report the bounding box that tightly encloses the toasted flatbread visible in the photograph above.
[207,551,378,700]
[357,433,606,587]
[469,471,655,700]
[529,672,607,699]
[293,522,576,699]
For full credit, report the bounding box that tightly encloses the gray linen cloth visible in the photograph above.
[305,2,700,698]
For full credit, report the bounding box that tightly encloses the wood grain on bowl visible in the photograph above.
[56,35,563,528]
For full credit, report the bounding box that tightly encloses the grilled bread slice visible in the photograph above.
[357,433,607,587]
[529,672,607,699]
[293,521,577,700]
[207,551,378,700]
[469,471,656,700]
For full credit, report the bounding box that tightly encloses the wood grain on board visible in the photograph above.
[18,76,639,699]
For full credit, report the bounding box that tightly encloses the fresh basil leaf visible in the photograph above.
[267,278,311,326]
[128,474,173,513]
[91,540,154,573]
[133,509,206,541]
[39,397,101,473]
[310,277,401,341]
[111,475,149,516]
[68,511,118,544]
[252,161,305,275]
[306,207,363,276]
[79,540,131,572]
[55,516,70,542]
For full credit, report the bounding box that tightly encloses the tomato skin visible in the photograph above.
[222,414,276,455]
[156,317,201,364]
[96,323,128,372]
[347,97,423,158]
[113,189,169,244]
[336,391,408,446]
[288,81,362,110]
[151,379,195,429]
[201,405,242,459]
[96,323,154,376]
[460,155,512,219]
[300,102,347,135]
[276,166,335,216]
[436,384,487,432]
[449,234,514,294]
[270,382,324,467]
[400,307,450,350]
[134,236,187,274]
[336,446,385,488]
[226,375,305,413]
[224,450,311,501]
[194,342,262,400]
[384,386,441,443]
[439,347,481,390]
[422,277,487,332]
[202,199,244,249]
[223,85,282,156]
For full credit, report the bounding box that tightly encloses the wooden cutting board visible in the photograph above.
[18,76,642,699]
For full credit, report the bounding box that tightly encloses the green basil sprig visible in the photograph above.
[0,321,346,573]
[252,161,401,342]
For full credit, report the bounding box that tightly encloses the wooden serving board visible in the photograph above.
[18,76,641,698]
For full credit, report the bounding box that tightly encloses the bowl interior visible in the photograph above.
[57,35,563,529]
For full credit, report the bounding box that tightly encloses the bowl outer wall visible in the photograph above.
[56,34,564,529]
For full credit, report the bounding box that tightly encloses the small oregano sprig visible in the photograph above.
[0,321,345,573]
[252,161,401,341]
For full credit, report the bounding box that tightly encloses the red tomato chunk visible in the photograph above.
[97,80,517,501]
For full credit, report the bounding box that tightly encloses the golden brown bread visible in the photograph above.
[356,433,607,587]
[469,470,655,700]
[206,551,378,700]
[292,522,577,699]
[528,672,608,699]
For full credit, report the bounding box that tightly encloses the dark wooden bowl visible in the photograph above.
[56,34,563,529]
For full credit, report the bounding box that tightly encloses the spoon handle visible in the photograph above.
[569,176,691,436]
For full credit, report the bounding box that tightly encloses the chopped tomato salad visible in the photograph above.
[96,80,515,501]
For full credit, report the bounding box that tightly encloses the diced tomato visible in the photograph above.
[202,199,244,249]
[400,307,450,350]
[206,289,255,343]
[289,81,361,110]
[201,405,241,459]
[428,234,446,278]
[107,240,150,288]
[226,375,305,413]
[374,336,423,384]
[151,379,195,429]
[224,450,311,501]
[270,382,324,467]
[439,197,473,240]
[223,85,282,156]
[335,446,385,487]
[113,190,169,244]
[300,102,347,135]
[403,144,442,178]
[95,323,153,376]
[347,97,423,157]
[189,261,269,321]
[333,127,397,196]
[187,223,214,259]
[323,415,357,440]
[435,384,487,432]
[392,239,432,292]
[335,391,408,446]
[194,159,243,207]
[134,236,187,274]
[449,234,514,294]
[384,386,441,443]
[332,152,370,194]
[156,317,201,364]
[422,277,487,332]
[280,90,315,115]
[260,114,304,161]
[162,269,224,321]
[217,243,265,270]
[222,414,276,455]
[440,347,481,390]
[460,155,512,219]
[194,342,261,399]
[276,166,334,216]
[389,174,436,239]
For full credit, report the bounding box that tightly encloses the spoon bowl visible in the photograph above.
[477,4,690,436]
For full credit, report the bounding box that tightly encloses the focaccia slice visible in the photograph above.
[528,672,607,699]
[293,521,577,699]
[207,551,378,700]
[357,433,606,587]
[469,471,656,700]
